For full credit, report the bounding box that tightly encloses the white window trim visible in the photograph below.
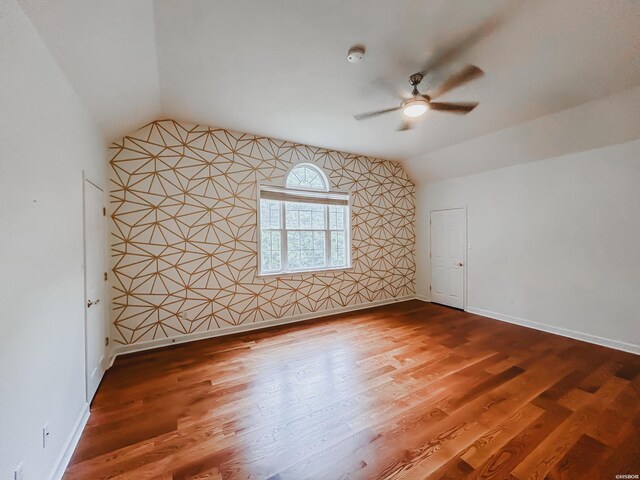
[256,173,353,277]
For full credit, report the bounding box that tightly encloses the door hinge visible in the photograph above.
[429,285,432,291]
[103,207,106,216]
[104,272,108,281]
[105,337,110,347]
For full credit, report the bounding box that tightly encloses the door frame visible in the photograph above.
[82,171,109,402]
[429,206,468,310]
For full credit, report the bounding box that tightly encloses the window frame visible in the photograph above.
[257,164,352,277]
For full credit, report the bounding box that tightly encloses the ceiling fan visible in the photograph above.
[354,64,484,131]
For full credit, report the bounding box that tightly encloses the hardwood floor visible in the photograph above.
[65,300,640,479]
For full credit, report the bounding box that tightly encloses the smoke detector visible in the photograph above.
[347,46,365,63]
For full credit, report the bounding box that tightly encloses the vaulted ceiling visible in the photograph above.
[18,0,640,179]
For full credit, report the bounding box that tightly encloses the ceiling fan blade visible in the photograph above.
[430,101,479,114]
[353,106,401,121]
[419,5,513,77]
[371,77,408,100]
[429,65,484,99]
[397,120,413,131]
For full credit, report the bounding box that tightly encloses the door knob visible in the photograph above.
[87,299,100,308]
[458,262,464,267]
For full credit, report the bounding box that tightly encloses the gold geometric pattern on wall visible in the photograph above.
[110,120,415,345]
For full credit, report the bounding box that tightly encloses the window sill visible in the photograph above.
[257,266,353,278]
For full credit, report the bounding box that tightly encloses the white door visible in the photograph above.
[84,178,108,401]
[430,208,466,309]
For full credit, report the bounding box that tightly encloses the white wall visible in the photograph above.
[415,140,640,353]
[0,1,107,479]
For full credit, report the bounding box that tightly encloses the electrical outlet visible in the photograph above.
[43,423,50,448]
[14,462,24,480]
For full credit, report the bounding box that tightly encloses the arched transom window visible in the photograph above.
[286,164,328,191]
[258,164,351,275]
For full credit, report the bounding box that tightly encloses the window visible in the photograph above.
[258,164,351,275]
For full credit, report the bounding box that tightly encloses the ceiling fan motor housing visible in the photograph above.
[409,73,424,86]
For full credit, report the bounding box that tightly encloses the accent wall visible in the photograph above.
[109,120,416,346]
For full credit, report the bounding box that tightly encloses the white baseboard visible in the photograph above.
[466,306,640,355]
[106,353,116,369]
[109,297,638,363]
[105,347,117,370]
[111,295,417,359]
[49,403,90,480]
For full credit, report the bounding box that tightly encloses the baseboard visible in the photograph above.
[415,294,430,302]
[111,295,417,359]
[106,353,116,369]
[49,402,90,480]
[466,306,640,355]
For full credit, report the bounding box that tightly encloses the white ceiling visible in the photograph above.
[17,0,161,139]
[403,85,640,182]
[18,0,640,176]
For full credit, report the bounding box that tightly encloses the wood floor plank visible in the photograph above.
[510,375,628,479]
[64,301,640,479]
[459,403,544,470]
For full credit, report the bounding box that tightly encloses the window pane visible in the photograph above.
[287,231,326,270]
[312,209,325,229]
[260,230,281,272]
[286,165,327,190]
[260,199,281,229]
[329,205,345,230]
[331,231,346,267]
[285,202,325,230]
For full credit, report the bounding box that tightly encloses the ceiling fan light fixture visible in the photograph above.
[402,98,429,118]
